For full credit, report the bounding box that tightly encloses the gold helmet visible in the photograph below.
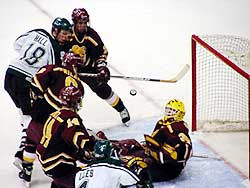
[164,99,185,122]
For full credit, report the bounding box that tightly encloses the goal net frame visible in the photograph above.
[192,34,250,132]
[191,34,250,179]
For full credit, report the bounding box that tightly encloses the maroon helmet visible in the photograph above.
[59,86,84,111]
[72,8,89,23]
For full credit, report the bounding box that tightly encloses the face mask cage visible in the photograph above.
[165,106,178,117]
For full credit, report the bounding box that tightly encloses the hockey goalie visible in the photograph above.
[97,99,193,182]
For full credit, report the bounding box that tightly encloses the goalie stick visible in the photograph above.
[79,64,190,83]
[192,154,221,160]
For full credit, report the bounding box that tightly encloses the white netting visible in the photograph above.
[194,34,250,131]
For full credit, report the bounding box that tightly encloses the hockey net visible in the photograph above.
[192,34,250,132]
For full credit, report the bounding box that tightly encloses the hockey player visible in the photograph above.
[18,51,85,186]
[29,51,84,125]
[143,99,193,181]
[4,17,72,169]
[75,140,153,188]
[36,86,96,188]
[103,99,192,182]
[69,8,130,126]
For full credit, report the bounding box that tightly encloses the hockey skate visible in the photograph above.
[19,162,33,188]
[13,150,24,170]
[119,108,130,126]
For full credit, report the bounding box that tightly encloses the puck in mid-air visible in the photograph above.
[130,89,137,96]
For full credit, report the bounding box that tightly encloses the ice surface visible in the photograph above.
[1,0,249,187]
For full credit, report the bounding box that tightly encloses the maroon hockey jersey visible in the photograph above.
[68,27,108,73]
[151,118,192,163]
[36,109,95,178]
[142,118,193,181]
[32,64,84,110]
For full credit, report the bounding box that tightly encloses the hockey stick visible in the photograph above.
[79,64,190,83]
[192,154,221,160]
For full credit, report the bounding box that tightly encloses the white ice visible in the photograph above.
[1,0,250,187]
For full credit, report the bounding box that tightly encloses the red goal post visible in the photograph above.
[191,34,250,132]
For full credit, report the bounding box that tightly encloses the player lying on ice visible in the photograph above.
[95,99,193,182]
[75,140,153,188]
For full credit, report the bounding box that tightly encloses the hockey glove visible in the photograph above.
[112,139,143,156]
[63,51,82,66]
[96,61,110,83]
[125,157,153,188]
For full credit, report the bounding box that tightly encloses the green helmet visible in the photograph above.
[52,17,72,32]
[94,140,113,159]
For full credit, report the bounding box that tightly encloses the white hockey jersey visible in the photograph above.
[75,163,139,188]
[8,29,59,80]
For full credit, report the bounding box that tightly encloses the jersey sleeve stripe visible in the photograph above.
[90,163,140,181]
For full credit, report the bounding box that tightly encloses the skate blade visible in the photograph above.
[123,122,130,127]
[13,158,23,170]
[19,179,30,188]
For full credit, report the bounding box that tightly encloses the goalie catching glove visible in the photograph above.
[96,61,110,83]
